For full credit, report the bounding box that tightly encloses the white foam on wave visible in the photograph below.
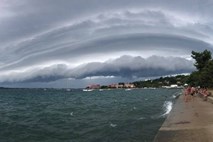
[172,92,181,99]
[150,101,173,119]
[110,123,117,128]
[162,101,173,116]
[138,117,146,120]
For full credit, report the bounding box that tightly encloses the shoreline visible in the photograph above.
[154,94,213,142]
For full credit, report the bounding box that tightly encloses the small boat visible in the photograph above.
[125,88,132,91]
[83,89,93,92]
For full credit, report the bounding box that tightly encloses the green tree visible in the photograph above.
[191,49,212,71]
[200,60,213,88]
[188,50,213,87]
[187,71,201,86]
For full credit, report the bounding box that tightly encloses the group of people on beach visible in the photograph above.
[183,86,196,102]
[198,87,210,101]
[183,86,210,102]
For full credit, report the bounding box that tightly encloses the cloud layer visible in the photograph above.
[0,0,213,86]
[0,55,194,83]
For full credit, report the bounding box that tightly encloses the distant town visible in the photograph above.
[85,75,188,89]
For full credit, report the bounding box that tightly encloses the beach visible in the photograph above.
[154,94,213,142]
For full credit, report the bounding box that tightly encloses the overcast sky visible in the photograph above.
[1,0,213,88]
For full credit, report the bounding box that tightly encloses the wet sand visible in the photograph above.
[154,95,213,142]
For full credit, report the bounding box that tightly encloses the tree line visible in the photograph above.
[132,49,213,88]
[187,49,213,88]
[133,75,188,88]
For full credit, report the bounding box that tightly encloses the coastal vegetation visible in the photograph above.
[187,50,213,88]
[133,75,188,88]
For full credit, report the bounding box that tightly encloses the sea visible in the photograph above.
[0,88,181,142]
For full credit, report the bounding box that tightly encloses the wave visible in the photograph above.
[110,123,117,128]
[138,91,180,120]
[150,101,173,119]
[172,92,182,99]
[161,101,173,116]
[138,117,146,120]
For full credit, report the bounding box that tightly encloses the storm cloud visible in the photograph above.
[0,0,213,87]
[0,55,194,83]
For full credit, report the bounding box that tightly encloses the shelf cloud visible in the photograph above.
[0,55,195,83]
[0,0,213,87]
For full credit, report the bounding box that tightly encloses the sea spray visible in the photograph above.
[150,101,173,119]
[162,101,173,116]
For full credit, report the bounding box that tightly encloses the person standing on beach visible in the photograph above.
[190,86,196,101]
[184,87,187,102]
[184,86,191,102]
[202,88,209,101]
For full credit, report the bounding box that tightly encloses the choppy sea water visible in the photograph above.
[0,88,181,142]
